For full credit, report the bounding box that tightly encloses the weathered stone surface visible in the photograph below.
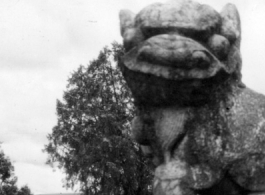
[119,10,135,36]
[119,10,145,51]
[137,35,215,69]
[220,3,241,46]
[119,0,265,195]
[208,34,230,60]
[135,0,221,38]
[123,37,223,82]
[189,87,265,191]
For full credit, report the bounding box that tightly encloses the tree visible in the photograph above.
[0,149,32,195]
[17,186,32,195]
[44,43,152,194]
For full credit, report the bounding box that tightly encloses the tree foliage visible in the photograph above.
[45,43,152,194]
[0,149,32,195]
[17,186,32,195]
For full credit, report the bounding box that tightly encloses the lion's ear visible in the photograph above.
[119,10,145,51]
[119,10,136,37]
[220,4,243,83]
[220,4,241,48]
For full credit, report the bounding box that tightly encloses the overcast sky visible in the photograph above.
[0,0,265,194]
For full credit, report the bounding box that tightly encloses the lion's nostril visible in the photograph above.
[192,51,211,69]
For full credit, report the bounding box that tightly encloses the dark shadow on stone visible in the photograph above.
[196,175,250,195]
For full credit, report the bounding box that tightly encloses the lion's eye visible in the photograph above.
[207,34,230,60]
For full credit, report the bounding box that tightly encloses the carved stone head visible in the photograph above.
[119,0,242,107]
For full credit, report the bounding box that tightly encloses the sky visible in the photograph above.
[0,0,265,194]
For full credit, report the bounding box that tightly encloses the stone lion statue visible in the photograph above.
[119,0,265,195]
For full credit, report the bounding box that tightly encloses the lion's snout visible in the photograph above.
[137,34,218,70]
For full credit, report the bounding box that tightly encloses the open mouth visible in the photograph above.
[122,34,225,80]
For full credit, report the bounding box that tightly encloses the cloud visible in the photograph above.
[14,162,75,194]
[1,138,77,194]
[2,138,47,165]
[0,1,71,71]
[0,70,60,144]
[240,1,265,92]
